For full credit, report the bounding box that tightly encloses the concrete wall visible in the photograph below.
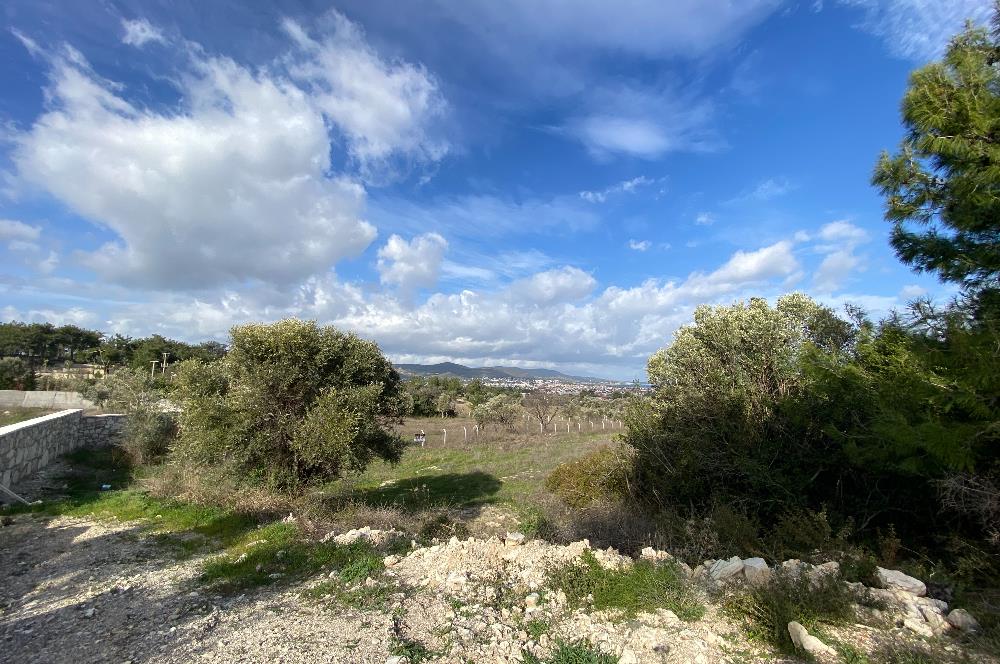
[0,390,96,410]
[0,409,125,489]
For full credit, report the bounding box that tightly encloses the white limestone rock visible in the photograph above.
[947,608,981,632]
[903,616,935,638]
[788,621,836,657]
[876,567,927,596]
[742,557,771,585]
[708,556,744,581]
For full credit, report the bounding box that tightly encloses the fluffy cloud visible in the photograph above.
[121,18,166,47]
[0,219,41,246]
[812,220,870,293]
[13,12,447,291]
[281,12,448,175]
[841,0,993,61]
[695,212,715,225]
[377,232,448,294]
[33,238,806,378]
[506,266,596,304]
[628,239,651,251]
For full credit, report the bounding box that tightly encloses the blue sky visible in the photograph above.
[0,0,992,380]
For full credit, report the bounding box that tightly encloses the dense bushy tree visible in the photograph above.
[0,357,36,390]
[472,394,522,431]
[172,319,407,489]
[625,291,999,552]
[625,295,855,511]
[872,10,1000,311]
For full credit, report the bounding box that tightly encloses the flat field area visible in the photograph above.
[328,416,620,511]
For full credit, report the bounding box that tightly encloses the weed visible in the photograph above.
[547,550,704,621]
[524,618,551,640]
[389,613,438,663]
[722,568,879,654]
[522,640,617,664]
[544,445,632,508]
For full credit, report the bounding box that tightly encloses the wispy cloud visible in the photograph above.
[628,239,652,251]
[725,177,794,205]
[561,83,722,159]
[839,0,992,61]
[579,176,657,203]
[121,18,166,47]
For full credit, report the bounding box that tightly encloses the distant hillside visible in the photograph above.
[394,361,607,383]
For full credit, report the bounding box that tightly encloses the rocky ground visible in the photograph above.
[0,509,992,664]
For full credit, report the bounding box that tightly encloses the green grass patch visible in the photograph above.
[722,568,882,654]
[327,417,612,511]
[3,448,261,554]
[201,522,385,592]
[522,640,617,664]
[0,407,56,427]
[547,550,704,621]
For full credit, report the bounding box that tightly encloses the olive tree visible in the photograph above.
[625,294,855,510]
[172,319,408,489]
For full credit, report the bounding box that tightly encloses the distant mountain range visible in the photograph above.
[394,361,609,383]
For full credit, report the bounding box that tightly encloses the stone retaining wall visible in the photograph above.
[0,409,125,490]
[0,390,96,410]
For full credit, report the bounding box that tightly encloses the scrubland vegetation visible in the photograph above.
[3,10,1000,664]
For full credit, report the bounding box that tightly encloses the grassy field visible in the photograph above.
[0,407,57,427]
[326,416,616,512]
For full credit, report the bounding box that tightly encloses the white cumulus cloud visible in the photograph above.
[0,219,41,244]
[377,232,448,294]
[507,266,596,304]
[812,220,871,293]
[282,12,449,176]
[13,12,449,291]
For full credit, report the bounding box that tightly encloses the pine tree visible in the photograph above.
[873,5,1000,309]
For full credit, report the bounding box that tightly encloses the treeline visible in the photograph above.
[402,374,628,427]
[0,322,226,370]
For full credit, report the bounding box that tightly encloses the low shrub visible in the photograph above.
[547,550,704,621]
[545,444,632,508]
[122,410,177,465]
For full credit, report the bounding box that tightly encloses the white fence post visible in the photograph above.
[442,429,447,446]
[463,426,468,442]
